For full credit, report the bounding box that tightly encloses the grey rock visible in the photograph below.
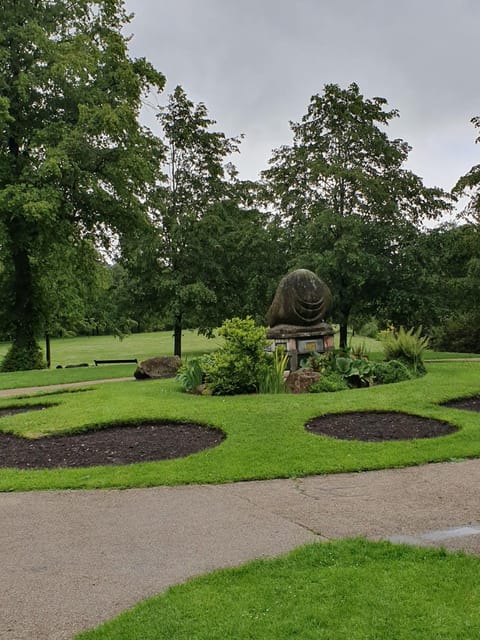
[286,368,321,394]
[134,356,182,380]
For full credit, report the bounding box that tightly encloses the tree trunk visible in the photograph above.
[174,314,182,358]
[45,333,51,368]
[1,229,44,371]
[11,244,37,347]
[339,322,348,350]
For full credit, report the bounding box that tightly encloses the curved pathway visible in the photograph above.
[0,377,133,398]
[2,458,480,639]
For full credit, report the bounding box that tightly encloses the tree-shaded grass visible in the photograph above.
[75,539,480,639]
[1,361,480,492]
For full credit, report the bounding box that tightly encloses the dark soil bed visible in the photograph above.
[0,422,225,470]
[306,411,457,442]
[442,396,480,412]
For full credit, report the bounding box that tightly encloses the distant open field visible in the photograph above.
[0,330,223,368]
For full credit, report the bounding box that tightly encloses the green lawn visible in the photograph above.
[76,539,480,639]
[0,330,223,389]
[0,329,223,368]
[1,360,480,492]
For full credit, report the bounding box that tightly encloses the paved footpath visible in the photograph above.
[2,458,480,639]
[0,377,133,398]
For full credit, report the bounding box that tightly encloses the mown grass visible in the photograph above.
[1,361,480,492]
[0,329,223,368]
[0,330,223,389]
[75,539,480,639]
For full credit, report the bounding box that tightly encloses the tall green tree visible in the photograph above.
[422,222,480,352]
[0,0,165,370]
[454,115,480,222]
[152,86,242,357]
[262,83,450,347]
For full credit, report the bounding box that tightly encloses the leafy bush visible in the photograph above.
[258,347,289,394]
[374,360,413,385]
[335,356,376,387]
[176,358,204,392]
[309,371,348,393]
[300,351,332,373]
[430,313,480,354]
[1,341,46,372]
[380,326,429,375]
[358,319,379,339]
[203,317,272,395]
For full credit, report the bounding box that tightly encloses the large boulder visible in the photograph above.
[286,368,321,394]
[134,356,182,380]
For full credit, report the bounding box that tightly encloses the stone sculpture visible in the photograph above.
[267,268,332,328]
[266,269,334,370]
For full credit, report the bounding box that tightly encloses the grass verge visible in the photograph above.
[75,538,480,639]
[1,361,480,491]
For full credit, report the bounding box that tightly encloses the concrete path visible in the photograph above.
[0,378,133,399]
[2,458,480,639]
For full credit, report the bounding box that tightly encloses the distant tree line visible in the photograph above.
[0,0,479,369]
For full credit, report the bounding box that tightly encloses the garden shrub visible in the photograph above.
[380,325,429,376]
[202,317,272,395]
[430,313,480,354]
[176,358,204,392]
[1,341,46,372]
[358,318,379,339]
[309,371,348,393]
[300,351,333,373]
[335,355,376,387]
[374,360,412,385]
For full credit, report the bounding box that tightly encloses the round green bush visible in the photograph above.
[358,319,379,339]
[0,341,46,372]
[374,359,413,385]
[431,313,480,354]
[309,371,349,393]
[202,317,272,395]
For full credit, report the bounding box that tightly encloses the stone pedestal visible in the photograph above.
[267,323,334,371]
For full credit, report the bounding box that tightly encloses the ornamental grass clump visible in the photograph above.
[380,325,429,376]
[257,347,289,394]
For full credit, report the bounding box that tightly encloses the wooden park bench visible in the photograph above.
[94,358,138,366]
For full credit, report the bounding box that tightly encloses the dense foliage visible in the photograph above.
[0,0,165,369]
[262,83,451,347]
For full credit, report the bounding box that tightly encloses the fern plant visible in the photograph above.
[381,326,429,375]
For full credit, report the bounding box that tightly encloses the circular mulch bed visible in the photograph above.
[0,422,225,470]
[306,411,458,442]
[442,396,480,412]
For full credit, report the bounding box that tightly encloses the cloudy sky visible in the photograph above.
[125,0,479,199]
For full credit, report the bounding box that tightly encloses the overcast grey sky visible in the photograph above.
[125,0,479,196]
